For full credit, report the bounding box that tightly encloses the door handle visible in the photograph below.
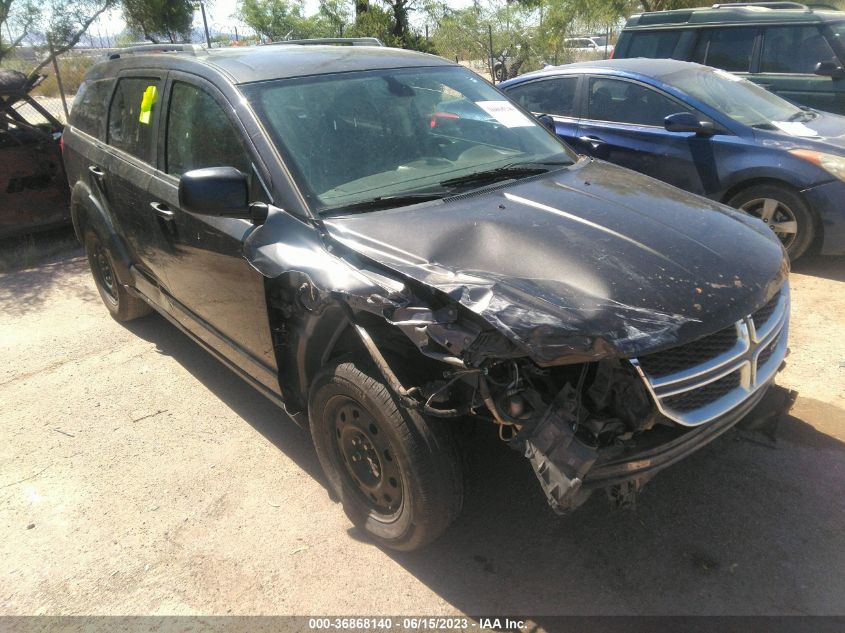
[150,201,175,221]
[88,165,105,178]
[578,135,605,149]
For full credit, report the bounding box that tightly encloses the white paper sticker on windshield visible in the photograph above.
[772,121,819,137]
[476,100,534,127]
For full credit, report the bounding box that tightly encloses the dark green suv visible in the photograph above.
[615,2,845,114]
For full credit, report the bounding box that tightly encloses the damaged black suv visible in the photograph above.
[63,41,790,550]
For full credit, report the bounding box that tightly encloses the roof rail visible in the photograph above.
[269,37,384,47]
[108,43,202,60]
[710,1,811,9]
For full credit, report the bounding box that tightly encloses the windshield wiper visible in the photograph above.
[320,192,446,215]
[439,160,568,189]
[787,107,817,122]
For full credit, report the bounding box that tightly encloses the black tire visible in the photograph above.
[728,184,816,260]
[84,229,151,322]
[309,361,463,551]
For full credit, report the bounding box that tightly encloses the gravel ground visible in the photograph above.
[0,241,843,618]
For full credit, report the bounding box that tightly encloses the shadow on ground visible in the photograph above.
[792,255,845,283]
[0,254,95,316]
[0,227,79,272]
[124,313,326,486]
[126,312,845,617]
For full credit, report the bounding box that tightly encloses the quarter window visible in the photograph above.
[761,26,838,73]
[107,77,161,162]
[71,78,113,139]
[692,28,757,72]
[588,77,690,127]
[507,77,579,117]
[166,82,251,177]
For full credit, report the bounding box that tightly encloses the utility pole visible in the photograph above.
[200,1,212,48]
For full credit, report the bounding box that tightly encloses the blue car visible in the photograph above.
[499,59,845,259]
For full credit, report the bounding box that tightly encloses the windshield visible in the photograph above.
[241,66,575,213]
[661,67,807,128]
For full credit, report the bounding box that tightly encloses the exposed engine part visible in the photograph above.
[522,384,597,514]
[352,316,665,513]
[606,478,650,510]
[353,323,474,418]
[587,360,658,431]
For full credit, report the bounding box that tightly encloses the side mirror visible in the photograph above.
[535,113,556,133]
[664,112,715,136]
[814,61,845,79]
[179,166,250,218]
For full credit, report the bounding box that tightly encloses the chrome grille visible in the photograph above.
[662,371,742,413]
[637,325,738,378]
[757,331,782,368]
[631,284,789,427]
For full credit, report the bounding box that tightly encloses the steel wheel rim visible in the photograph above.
[331,395,403,520]
[93,243,117,302]
[739,197,799,251]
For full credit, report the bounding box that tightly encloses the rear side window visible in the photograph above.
[107,77,161,163]
[70,78,113,138]
[625,31,683,58]
[166,81,251,177]
[507,77,579,117]
[588,77,690,127]
[761,26,838,73]
[692,28,757,72]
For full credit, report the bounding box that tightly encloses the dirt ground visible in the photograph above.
[1,233,844,619]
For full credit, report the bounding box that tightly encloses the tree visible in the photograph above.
[121,0,197,43]
[318,0,351,36]
[382,0,411,42]
[0,0,116,77]
[427,1,537,74]
[239,0,326,40]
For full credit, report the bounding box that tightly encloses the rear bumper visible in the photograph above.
[582,380,771,489]
[803,180,845,256]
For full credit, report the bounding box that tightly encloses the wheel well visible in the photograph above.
[721,177,797,206]
[721,177,823,249]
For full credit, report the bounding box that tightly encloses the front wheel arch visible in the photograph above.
[723,179,820,259]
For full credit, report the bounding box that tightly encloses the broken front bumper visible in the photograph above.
[525,379,774,514]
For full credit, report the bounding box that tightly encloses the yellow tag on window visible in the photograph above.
[139,85,158,125]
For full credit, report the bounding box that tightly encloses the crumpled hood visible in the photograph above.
[323,159,788,365]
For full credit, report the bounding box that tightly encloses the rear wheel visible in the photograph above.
[84,229,151,322]
[309,361,463,551]
[728,184,815,260]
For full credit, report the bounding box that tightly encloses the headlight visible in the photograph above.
[789,149,845,181]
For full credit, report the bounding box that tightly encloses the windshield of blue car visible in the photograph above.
[661,67,807,128]
[241,66,575,213]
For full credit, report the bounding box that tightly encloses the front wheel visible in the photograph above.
[309,361,463,551]
[729,184,816,260]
